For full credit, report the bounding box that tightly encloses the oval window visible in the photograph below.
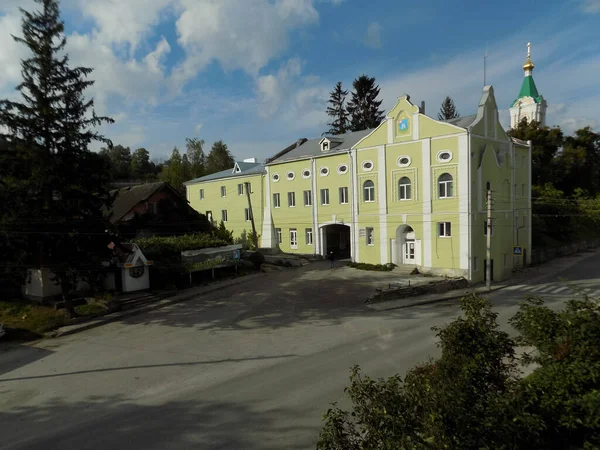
[272,173,280,182]
[362,161,374,171]
[302,169,311,179]
[320,167,330,176]
[337,164,348,174]
[437,151,453,162]
[397,156,411,167]
[286,171,295,180]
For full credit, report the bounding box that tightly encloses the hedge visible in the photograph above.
[347,262,397,272]
[133,234,231,258]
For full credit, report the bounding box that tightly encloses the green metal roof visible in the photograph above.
[512,75,542,106]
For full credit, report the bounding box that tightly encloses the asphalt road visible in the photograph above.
[1,250,599,449]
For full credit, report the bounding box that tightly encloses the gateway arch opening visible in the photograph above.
[322,224,351,259]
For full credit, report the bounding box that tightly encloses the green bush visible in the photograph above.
[0,301,66,338]
[347,262,396,272]
[317,294,600,450]
[134,233,231,258]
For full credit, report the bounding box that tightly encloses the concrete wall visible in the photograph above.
[531,239,600,266]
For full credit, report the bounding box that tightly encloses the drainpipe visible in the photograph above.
[467,130,472,281]
[348,150,355,262]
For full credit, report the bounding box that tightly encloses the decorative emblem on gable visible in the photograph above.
[396,112,410,136]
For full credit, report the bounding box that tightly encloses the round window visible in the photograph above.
[397,156,411,167]
[320,167,330,176]
[337,164,348,174]
[302,169,311,179]
[129,266,145,279]
[286,171,295,180]
[272,173,280,182]
[362,161,374,171]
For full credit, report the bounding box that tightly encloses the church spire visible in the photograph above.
[522,42,535,75]
[509,42,547,128]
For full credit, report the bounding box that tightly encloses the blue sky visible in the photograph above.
[1,0,599,163]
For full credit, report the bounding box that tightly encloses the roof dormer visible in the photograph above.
[319,136,343,152]
[232,162,241,174]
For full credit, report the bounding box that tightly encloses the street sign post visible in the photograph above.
[513,246,523,256]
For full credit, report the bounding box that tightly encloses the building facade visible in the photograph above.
[185,159,265,244]
[186,86,533,283]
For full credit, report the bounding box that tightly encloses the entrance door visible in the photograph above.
[403,240,415,263]
[484,259,494,281]
[290,229,298,249]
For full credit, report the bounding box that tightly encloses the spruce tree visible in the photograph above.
[346,74,385,132]
[206,140,235,174]
[325,81,349,135]
[438,96,459,120]
[0,0,114,316]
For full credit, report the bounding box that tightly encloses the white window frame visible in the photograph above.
[238,183,244,196]
[303,190,312,207]
[319,167,330,177]
[438,173,454,199]
[305,228,313,245]
[438,222,452,237]
[199,189,204,200]
[286,171,295,181]
[302,169,311,179]
[276,228,282,244]
[339,186,348,204]
[221,209,228,222]
[320,188,329,205]
[288,191,296,207]
[290,228,298,249]
[244,208,252,222]
[272,173,280,182]
[273,193,281,208]
[362,160,374,172]
[363,180,375,202]
[366,227,374,246]
[221,186,226,197]
[398,177,411,200]
[337,164,348,174]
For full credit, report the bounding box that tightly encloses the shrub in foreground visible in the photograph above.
[317,293,600,449]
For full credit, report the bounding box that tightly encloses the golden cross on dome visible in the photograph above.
[527,42,531,58]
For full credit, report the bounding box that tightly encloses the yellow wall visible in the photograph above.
[419,115,463,138]
[187,174,264,241]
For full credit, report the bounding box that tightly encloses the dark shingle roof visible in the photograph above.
[267,129,373,164]
[443,114,478,128]
[184,162,265,184]
[107,182,165,223]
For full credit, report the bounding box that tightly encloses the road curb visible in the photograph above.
[48,274,265,338]
[368,250,599,312]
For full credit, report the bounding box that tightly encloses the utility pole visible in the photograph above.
[486,188,493,291]
[244,182,259,250]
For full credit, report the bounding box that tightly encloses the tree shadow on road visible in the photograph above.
[118,262,453,332]
[0,394,317,450]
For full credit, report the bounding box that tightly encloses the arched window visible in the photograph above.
[398,177,412,200]
[438,173,454,198]
[363,180,375,202]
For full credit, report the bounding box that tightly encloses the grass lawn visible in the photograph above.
[0,301,66,340]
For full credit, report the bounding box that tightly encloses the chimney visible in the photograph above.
[296,138,306,148]
[243,157,257,163]
[420,101,426,115]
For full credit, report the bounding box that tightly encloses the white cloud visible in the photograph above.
[256,58,303,117]
[581,0,600,13]
[144,36,171,74]
[170,0,320,91]
[77,0,173,54]
[194,123,203,133]
[364,22,382,49]
[0,12,29,95]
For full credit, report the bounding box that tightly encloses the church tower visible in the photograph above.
[509,43,547,128]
